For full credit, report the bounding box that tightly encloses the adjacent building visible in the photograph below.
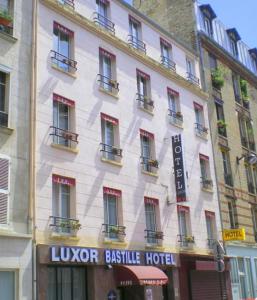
[34,0,229,299]
[0,0,33,299]
[134,0,257,299]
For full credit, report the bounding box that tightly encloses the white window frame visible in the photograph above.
[0,65,11,127]
[0,154,10,227]
[0,269,18,300]
[52,182,71,219]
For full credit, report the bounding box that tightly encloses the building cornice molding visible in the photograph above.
[40,0,208,100]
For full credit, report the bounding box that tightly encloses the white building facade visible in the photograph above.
[35,0,227,299]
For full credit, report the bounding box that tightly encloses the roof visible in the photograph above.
[226,28,241,41]
[199,4,217,19]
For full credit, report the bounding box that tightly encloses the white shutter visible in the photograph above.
[0,157,9,224]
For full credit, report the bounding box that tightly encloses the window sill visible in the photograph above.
[142,170,158,178]
[50,231,80,240]
[195,132,208,141]
[145,244,164,251]
[169,120,183,129]
[101,157,123,167]
[103,238,127,247]
[139,106,154,116]
[0,125,14,135]
[201,187,214,194]
[0,227,31,239]
[0,31,17,43]
[51,143,79,153]
[51,64,77,78]
[99,86,119,99]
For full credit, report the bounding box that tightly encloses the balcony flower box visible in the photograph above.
[0,10,12,26]
[148,159,159,168]
[184,236,195,243]
[211,67,224,90]
[62,132,73,140]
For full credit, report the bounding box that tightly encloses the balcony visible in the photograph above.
[50,50,77,73]
[195,123,208,139]
[127,35,146,53]
[248,182,255,195]
[136,93,154,113]
[249,140,256,152]
[97,74,119,94]
[145,229,163,246]
[102,223,126,241]
[242,99,250,110]
[217,120,227,137]
[100,143,122,163]
[212,87,222,101]
[0,111,8,127]
[207,238,216,249]
[224,173,233,187]
[187,72,200,86]
[49,216,81,236]
[50,126,78,149]
[241,136,248,149]
[201,178,213,191]
[168,109,183,127]
[93,12,115,34]
[161,56,176,72]
[177,234,195,248]
[141,157,159,174]
[58,0,74,9]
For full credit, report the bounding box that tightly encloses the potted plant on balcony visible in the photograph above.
[0,10,13,27]
[176,111,183,118]
[217,120,227,133]
[70,220,82,231]
[184,235,195,243]
[148,159,159,168]
[109,225,119,234]
[62,131,73,140]
[211,67,224,90]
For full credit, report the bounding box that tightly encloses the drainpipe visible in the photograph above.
[29,0,38,299]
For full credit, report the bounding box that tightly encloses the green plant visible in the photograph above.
[211,67,225,89]
[240,78,249,101]
[71,221,82,231]
[109,225,119,233]
[217,120,227,128]
[185,236,195,243]
[0,10,13,22]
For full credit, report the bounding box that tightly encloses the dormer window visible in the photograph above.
[227,28,241,58]
[199,4,216,37]
[249,48,257,73]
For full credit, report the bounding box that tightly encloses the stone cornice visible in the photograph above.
[40,0,208,100]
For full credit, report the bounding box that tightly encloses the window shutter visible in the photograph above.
[0,157,9,225]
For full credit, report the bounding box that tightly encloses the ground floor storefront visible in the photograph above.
[227,245,257,300]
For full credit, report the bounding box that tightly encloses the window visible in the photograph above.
[246,120,255,151]
[230,38,238,58]
[221,150,233,187]
[232,74,241,103]
[215,101,227,137]
[47,266,87,300]
[100,113,121,162]
[51,22,76,73]
[160,38,175,71]
[205,211,216,248]
[194,102,207,138]
[128,16,145,53]
[51,94,78,149]
[209,54,217,70]
[51,174,78,235]
[245,165,255,194]
[167,88,182,126]
[238,115,255,151]
[98,48,118,94]
[203,16,212,36]
[0,156,9,225]
[177,206,193,247]
[0,271,15,300]
[199,154,213,190]
[0,71,9,127]
[0,0,13,35]
[228,199,237,229]
[136,69,153,112]
[144,197,162,245]
[186,58,199,85]
[103,187,124,240]
[140,129,158,174]
[93,0,114,33]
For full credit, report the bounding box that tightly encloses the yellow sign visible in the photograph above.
[223,228,246,241]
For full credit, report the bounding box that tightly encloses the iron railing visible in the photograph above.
[161,56,176,72]
[97,74,119,93]
[145,229,163,244]
[207,238,216,249]
[100,143,122,162]
[249,140,256,152]
[102,223,126,240]
[242,99,250,110]
[127,35,146,53]
[93,12,115,34]
[168,109,183,126]
[50,126,78,148]
[58,0,74,9]
[49,216,81,234]
[195,123,208,138]
[0,111,8,127]
[212,87,222,100]
[50,50,77,73]
[187,72,200,86]
[201,178,213,190]
[141,156,159,173]
[136,93,154,112]
[224,173,233,187]
[177,234,195,247]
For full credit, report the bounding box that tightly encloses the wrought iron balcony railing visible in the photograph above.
[141,156,159,173]
[93,12,115,34]
[58,0,74,9]
[195,123,208,138]
[177,234,195,247]
[49,216,81,235]
[201,178,213,190]
[0,23,13,35]
[102,223,126,240]
[224,173,233,187]
[168,109,183,126]
[50,50,77,73]
[249,140,256,152]
[0,111,8,127]
[136,93,154,112]
[97,74,119,94]
[187,72,200,86]
[145,229,163,245]
[160,56,176,72]
[242,99,250,110]
[207,238,216,249]
[212,87,222,100]
[127,35,146,53]
[248,182,255,195]
[50,126,79,148]
[100,143,122,162]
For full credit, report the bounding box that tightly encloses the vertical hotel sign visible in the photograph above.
[172,134,186,202]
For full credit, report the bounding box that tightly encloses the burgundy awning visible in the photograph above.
[114,265,168,286]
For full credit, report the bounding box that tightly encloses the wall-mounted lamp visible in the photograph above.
[237,153,257,165]
[105,264,113,270]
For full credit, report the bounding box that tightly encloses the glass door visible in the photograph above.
[102,55,112,91]
[104,121,114,160]
[53,29,70,71]
[53,102,69,146]
[145,203,157,244]
[141,136,150,171]
[104,194,118,239]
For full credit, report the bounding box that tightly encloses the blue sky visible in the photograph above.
[124,0,257,49]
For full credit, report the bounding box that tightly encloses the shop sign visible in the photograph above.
[222,228,245,241]
[172,134,187,202]
[50,247,175,266]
